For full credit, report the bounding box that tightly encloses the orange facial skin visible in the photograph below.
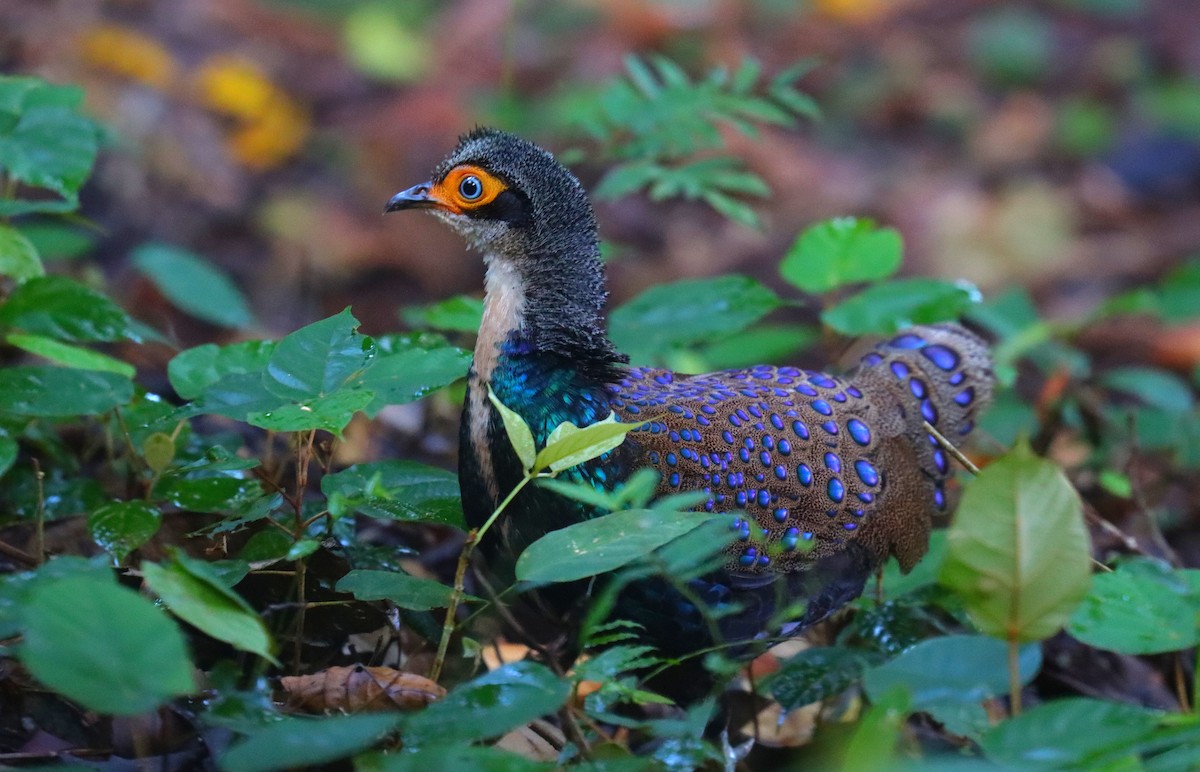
[429,164,508,214]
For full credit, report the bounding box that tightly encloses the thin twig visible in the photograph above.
[923,420,980,475]
[0,538,38,567]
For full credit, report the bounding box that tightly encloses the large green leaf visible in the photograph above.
[862,635,1041,707]
[263,307,374,401]
[779,217,903,294]
[0,432,16,478]
[0,366,132,416]
[156,475,263,513]
[821,278,977,336]
[516,509,726,584]
[132,243,253,329]
[610,275,780,364]
[401,661,569,747]
[87,500,161,563]
[142,553,276,663]
[221,714,402,772]
[246,388,374,435]
[336,569,467,610]
[322,460,464,528]
[939,442,1091,642]
[0,275,139,342]
[19,574,194,715]
[168,340,276,400]
[1067,558,1200,654]
[0,76,102,215]
[358,345,470,415]
[980,698,1162,769]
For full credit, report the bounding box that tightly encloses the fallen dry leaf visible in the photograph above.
[281,665,445,713]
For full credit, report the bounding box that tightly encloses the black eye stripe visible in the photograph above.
[459,175,483,199]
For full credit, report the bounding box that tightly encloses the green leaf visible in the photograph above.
[610,275,781,364]
[878,530,948,598]
[696,323,818,370]
[142,432,176,474]
[536,413,641,473]
[168,340,275,400]
[0,76,102,215]
[321,460,464,528]
[516,509,727,584]
[336,569,470,610]
[938,442,1092,642]
[0,432,15,478]
[264,308,373,401]
[246,388,374,436]
[780,217,903,294]
[0,366,132,416]
[771,646,872,710]
[1067,558,1200,654]
[842,686,910,770]
[359,745,552,772]
[822,278,978,336]
[142,553,276,663]
[0,223,44,281]
[19,574,194,714]
[87,500,161,563]
[1100,366,1195,413]
[221,714,402,772]
[6,332,135,377]
[132,243,253,329]
[17,220,95,261]
[402,294,484,332]
[488,386,536,472]
[0,275,139,342]
[980,698,1161,769]
[401,661,569,747]
[862,635,1041,707]
[358,345,470,415]
[156,475,263,513]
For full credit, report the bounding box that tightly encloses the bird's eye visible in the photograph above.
[458,175,483,200]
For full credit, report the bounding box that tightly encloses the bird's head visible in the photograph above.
[385,128,598,266]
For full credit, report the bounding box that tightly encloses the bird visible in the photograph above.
[385,128,993,683]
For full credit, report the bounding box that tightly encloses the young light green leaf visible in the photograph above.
[516,509,727,584]
[142,432,176,474]
[488,386,536,472]
[142,552,277,664]
[1067,558,1200,654]
[841,686,910,771]
[6,332,135,377]
[780,217,903,294]
[20,574,195,715]
[939,442,1092,642]
[336,569,473,610]
[536,413,643,473]
[132,243,253,329]
[0,223,44,281]
[87,501,161,563]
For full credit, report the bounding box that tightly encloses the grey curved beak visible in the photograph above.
[385,182,436,212]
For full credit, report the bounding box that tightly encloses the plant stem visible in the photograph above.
[429,470,549,682]
[1008,637,1022,716]
[924,420,980,475]
[32,458,44,565]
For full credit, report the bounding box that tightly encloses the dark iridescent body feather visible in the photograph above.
[388,128,995,675]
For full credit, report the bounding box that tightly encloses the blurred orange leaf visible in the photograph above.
[194,55,310,169]
[280,665,445,713]
[79,24,178,90]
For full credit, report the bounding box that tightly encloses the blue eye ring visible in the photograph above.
[459,175,483,200]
